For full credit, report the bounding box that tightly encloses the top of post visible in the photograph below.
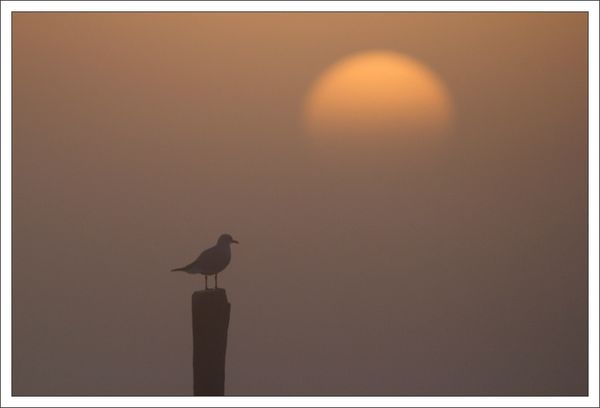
[192,288,229,305]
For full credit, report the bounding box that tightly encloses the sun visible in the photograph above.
[304,51,454,146]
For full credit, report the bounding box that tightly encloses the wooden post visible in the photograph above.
[191,288,231,396]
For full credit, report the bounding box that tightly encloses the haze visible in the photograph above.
[12,13,588,395]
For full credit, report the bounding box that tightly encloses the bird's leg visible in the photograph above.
[215,274,218,289]
[204,275,208,291]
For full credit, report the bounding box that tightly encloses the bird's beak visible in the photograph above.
[232,239,239,244]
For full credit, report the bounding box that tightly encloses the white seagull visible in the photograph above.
[172,233,239,289]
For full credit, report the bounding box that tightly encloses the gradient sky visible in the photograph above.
[12,12,588,396]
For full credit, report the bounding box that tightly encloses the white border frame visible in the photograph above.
[1,1,598,407]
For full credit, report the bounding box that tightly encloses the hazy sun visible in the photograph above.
[304,51,454,145]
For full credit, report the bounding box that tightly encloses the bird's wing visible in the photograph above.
[195,246,222,271]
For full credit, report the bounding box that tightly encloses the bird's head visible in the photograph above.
[218,233,239,246]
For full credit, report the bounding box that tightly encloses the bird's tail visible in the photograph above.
[171,267,186,272]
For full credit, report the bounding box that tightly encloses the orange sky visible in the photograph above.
[12,12,588,395]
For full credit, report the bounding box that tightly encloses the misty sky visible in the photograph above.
[12,13,587,395]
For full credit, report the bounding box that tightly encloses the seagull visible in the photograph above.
[172,233,239,289]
